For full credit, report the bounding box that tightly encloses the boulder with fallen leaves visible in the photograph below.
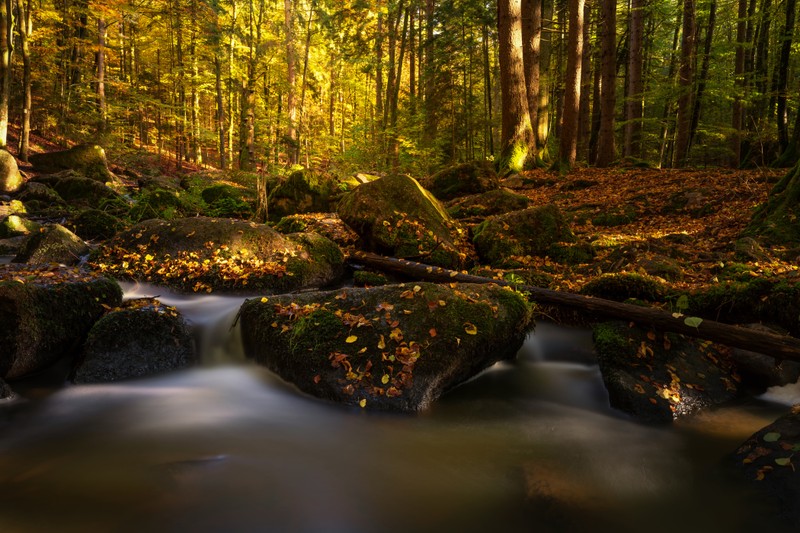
[419,161,501,201]
[90,216,344,293]
[239,282,533,412]
[0,264,122,380]
[72,298,196,383]
[446,188,531,220]
[593,321,743,423]
[337,174,474,269]
[13,224,90,265]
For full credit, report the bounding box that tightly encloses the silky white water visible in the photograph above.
[0,283,795,532]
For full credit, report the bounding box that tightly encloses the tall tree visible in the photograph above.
[497,0,534,172]
[557,0,584,170]
[521,0,541,153]
[623,0,644,158]
[285,0,298,164]
[17,0,32,160]
[775,0,796,156]
[595,0,616,167]
[672,0,695,167]
[0,0,12,146]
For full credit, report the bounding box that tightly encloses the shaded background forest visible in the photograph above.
[0,0,797,176]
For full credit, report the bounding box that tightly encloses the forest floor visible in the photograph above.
[503,165,800,294]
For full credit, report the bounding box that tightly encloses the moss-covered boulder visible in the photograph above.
[201,184,253,218]
[472,204,576,268]
[32,171,122,208]
[729,406,800,528]
[581,272,669,302]
[12,224,89,265]
[446,188,531,219]
[0,215,40,238]
[0,149,23,194]
[17,181,66,207]
[240,282,533,412]
[90,216,344,293]
[420,161,501,201]
[337,174,474,269]
[274,212,359,247]
[129,188,193,222]
[0,199,26,218]
[0,264,122,379]
[28,144,116,184]
[268,170,333,221]
[71,209,124,241]
[593,321,743,423]
[743,163,800,246]
[72,298,196,383]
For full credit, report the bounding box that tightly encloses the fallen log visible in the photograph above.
[348,250,800,363]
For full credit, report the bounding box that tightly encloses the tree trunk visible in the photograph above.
[775,0,796,155]
[595,0,616,167]
[688,0,715,153]
[96,17,107,134]
[17,0,32,161]
[672,0,695,167]
[536,0,554,163]
[214,54,227,170]
[482,22,494,157]
[522,0,541,151]
[348,250,800,362]
[0,0,13,147]
[498,0,535,172]
[285,0,298,164]
[731,0,748,166]
[424,0,436,144]
[624,0,644,159]
[557,0,584,170]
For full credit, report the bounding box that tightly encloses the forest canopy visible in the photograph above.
[0,0,797,176]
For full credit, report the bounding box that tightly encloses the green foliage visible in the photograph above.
[581,273,669,302]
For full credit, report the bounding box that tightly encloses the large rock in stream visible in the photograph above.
[0,149,23,194]
[729,406,800,528]
[240,282,533,411]
[337,174,474,269]
[593,321,743,423]
[0,264,122,380]
[90,217,344,293]
[72,298,196,383]
[12,224,90,265]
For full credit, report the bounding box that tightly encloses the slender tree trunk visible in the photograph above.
[624,0,644,158]
[190,0,201,164]
[297,2,314,164]
[731,0,747,166]
[17,0,32,161]
[375,9,384,142]
[578,1,592,161]
[285,0,298,164]
[689,0,715,152]
[498,0,535,172]
[482,22,494,157]
[557,0,584,170]
[424,0,436,144]
[594,0,616,167]
[0,0,13,147]
[536,0,554,163]
[96,17,107,134]
[214,54,227,169]
[775,0,796,155]
[672,0,695,167]
[522,0,541,151]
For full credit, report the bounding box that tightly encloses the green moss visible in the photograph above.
[72,209,123,240]
[274,217,308,233]
[548,242,595,265]
[592,322,631,357]
[353,270,390,287]
[591,205,638,227]
[581,273,669,302]
[289,309,344,354]
[0,215,40,238]
[129,189,192,222]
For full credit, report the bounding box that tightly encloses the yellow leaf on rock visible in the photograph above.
[261,297,269,303]
[464,323,478,335]
[359,399,367,408]
[378,335,386,349]
[381,374,390,384]
[345,335,358,343]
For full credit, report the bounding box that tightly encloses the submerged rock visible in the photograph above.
[337,174,474,269]
[472,204,576,268]
[91,216,344,293]
[730,406,800,528]
[592,321,743,423]
[73,298,196,383]
[0,264,122,379]
[12,224,90,265]
[240,282,533,412]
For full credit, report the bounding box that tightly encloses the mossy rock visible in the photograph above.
[72,298,197,383]
[0,264,122,379]
[0,215,40,238]
[419,161,501,201]
[71,209,124,241]
[0,199,26,218]
[0,149,23,194]
[12,224,89,265]
[593,321,742,423]
[28,144,117,184]
[268,170,333,221]
[547,242,595,265]
[274,213,360,248]
[337,174,474,269]
[472,204,576,268]
[239,282,533,412]
[18,181,66,207]
[581,272,669,302]
[743,163,800,246]
[90,217,344,293]
[129,188,192,222]
[640,257,684,282]
[591,205,638,227]
[33,171,121,207]
[686,278,800,336]
[200,184,254,218]
[352,270,390,287]
[446,188,531,219]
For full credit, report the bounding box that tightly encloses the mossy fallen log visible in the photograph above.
[348,250,800,363]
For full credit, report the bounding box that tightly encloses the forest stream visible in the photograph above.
[1,281,798,532]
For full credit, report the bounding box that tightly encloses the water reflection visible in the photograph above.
[0,284,795,533]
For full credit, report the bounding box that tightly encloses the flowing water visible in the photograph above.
[0,282,796,532]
